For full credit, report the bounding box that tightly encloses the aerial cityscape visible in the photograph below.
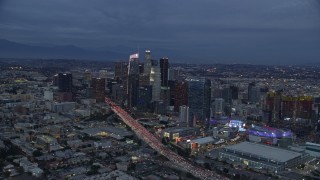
[1,0,320,180]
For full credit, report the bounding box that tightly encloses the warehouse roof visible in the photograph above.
[225,142,302,163]
[190,137,215,145]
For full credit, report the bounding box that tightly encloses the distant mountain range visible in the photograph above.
[0,39,128,61]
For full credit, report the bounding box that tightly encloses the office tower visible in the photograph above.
[248,82,255,102]
[174,81,188,112]
[139,73,150,87]
[57,73,73,102]
[248,82,260,103]
[113,62,128,96]
[213,98,224,117]
[139,63,144,74]
[144,50,152,75]
[281,96,313,120]
[127,53,140,108]
[112,84,126,104]
[230,85,239,100]
[179,105,189,123]
[150,64,161,102]
[221,87,232,104]
[273,90,282,121]
[91,78,106,103]
[58,73,72,92]
[168,69,177,81]
[114,61,128,80]
[160,86,170,108]
[168,80,176,106]
[314,97,320,126]
[154,101,167,115]
[53,74,59,86]
[83,71,92,85]
[187,78,211,127]
[137,85,153,112]
[105,79,116,95]
[160,57,169,87]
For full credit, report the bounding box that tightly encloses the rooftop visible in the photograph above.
[225,142,302,163]
[190,137,215,145]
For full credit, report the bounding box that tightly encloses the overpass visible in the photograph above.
[105,97,226,180]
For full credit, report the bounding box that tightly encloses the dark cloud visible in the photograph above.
[0,0,319,64]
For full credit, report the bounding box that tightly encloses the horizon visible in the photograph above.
[0,0,320,64]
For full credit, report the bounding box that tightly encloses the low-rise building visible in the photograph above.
[219,142,308,173]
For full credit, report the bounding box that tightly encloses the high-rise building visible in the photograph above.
[230,85,239,100]
[174,81,188,112]
[53,74,59,86]
[83,71,92,85]
[154,100,167,115]
[114,61,128,80]
[111,84,126,105]
[187,78,211,127]
[248,82,260,103]
[213,98,224,117]
[137,85,153,112]
[139,63,144,74]
[160,86,170,108]
[179,105,189,123]
[127,53,140,108]
[58,73,72,92]
[168,80,176,106]
[144,50,152,75]
[168,69,177,81]
[150,64,161,102]
[91,78,106,102]
[57,73,73,102]
[139,74,150,87]
[160,58,169,87]
[221,87,232,104]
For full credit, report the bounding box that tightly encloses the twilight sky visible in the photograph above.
[0,0,320,64]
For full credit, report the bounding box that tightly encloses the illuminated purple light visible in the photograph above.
[248,126,292,138]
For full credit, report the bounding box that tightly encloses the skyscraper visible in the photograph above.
[168,80,176,106]
[111,84,125,105]
[58,73,72,92]
[213,98,224,117]
[248,82,260,103]
[57,73,73,102]
[127,53,140,108]
[144,50,152,75]
[150,63,161,102]
[230,85,239,100]
[91,77,106,103]
[179,105,189,124]
[221,87,232,104]
[114,61,128,80]
[137,85,153,112]
[160,57,169,87]
[174,81,188,112]
[187,78,211,127]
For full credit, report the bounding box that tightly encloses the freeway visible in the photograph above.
[105,97,226,180]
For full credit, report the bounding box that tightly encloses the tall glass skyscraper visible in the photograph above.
[127,53,140,108]
[187,78,211,127]
[160,57,169,87]
[150,64,161,102]
[144,50,152,75]
[91,77,106,103]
